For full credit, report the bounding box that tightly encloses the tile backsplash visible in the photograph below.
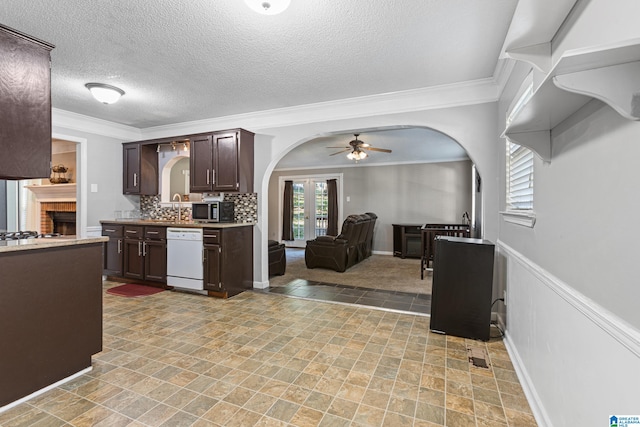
[140,193,257,223]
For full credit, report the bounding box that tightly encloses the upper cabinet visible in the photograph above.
[123,128,254,196]
[0,24,54,180]
[190,129,254,193]
[122,142,158,195]
[189,134,214,193]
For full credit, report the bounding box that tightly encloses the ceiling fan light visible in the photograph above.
[244,0,291,15]
[85,83,125,104]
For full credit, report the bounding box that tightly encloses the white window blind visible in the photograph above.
[506,140,534,210]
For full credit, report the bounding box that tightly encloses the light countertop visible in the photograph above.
[0,236,108,253]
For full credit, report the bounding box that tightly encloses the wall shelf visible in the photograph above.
[503,38,640,162]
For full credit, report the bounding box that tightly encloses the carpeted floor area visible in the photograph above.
[268,248,431,295]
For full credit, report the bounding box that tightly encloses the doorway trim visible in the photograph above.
[52,133,88,237]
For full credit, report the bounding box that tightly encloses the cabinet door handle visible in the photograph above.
[133,173,138,187]
[206,169,210,185]
[138,241,142,256]
[143,242,147,256]
[117,239,122,254]
[126,230,137,234]
[212,169,215,185]
[202,248,206,263]
[147,231,159,235]
[105,228,116,232]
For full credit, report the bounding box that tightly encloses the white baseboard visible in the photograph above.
[254,280,270,289]
[372,250,394,256]
[0,366,92,414]
[85,226,102,237]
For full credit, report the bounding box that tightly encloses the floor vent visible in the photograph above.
[467,345,490,369]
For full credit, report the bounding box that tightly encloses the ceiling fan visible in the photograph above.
[328,134,392,161]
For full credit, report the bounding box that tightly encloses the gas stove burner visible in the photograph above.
[0,231,61,241]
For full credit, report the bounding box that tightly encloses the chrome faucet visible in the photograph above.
[172,193,182,221]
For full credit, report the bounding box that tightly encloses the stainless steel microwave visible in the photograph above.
[192,201,234,223]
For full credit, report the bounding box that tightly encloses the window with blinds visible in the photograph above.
[506,140,534,210]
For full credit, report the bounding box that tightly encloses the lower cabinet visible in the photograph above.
[102,222,251,295]
[122,225,167,284]
[203,226,252,297]
[102,224,123,276]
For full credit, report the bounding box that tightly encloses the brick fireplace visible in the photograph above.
[40,201,76,235]
[25,183,77,235]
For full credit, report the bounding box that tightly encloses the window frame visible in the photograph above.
[501,139,536,228]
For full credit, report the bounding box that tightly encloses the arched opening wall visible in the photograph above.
[251,102,500,288]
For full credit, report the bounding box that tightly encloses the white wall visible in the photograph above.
[268,160,473,253]
[496,0,640,424]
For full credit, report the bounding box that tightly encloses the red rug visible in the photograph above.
[106,284,164,297]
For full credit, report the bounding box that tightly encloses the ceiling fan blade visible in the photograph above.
[329,148,351,156]
[326,146,350,148]
[366,147,392,153]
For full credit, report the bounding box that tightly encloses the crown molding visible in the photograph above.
[52,108,142,141]
[140,78,501,139]
[52,77,502,141]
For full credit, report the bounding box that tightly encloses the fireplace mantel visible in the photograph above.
[25,183,76,201]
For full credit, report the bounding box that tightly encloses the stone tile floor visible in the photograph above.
[0,281,537,426]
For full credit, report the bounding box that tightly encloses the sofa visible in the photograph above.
[304,212,377,272]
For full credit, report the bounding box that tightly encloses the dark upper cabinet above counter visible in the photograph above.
[122,142,158,195]
[122,129,254,196]
[190,129,254,194]
[0,24,54,180]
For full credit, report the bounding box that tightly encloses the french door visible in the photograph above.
[280,174,341,248]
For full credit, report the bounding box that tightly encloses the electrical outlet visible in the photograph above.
[503,290,507,306]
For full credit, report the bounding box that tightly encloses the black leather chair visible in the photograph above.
[304,213,376,272]
[268,240,286,276]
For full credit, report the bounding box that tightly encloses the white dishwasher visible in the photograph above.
[166,228,204,291]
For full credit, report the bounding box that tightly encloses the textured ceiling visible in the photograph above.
[0,0,518,129]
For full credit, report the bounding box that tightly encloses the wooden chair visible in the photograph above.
[420,224,470,279]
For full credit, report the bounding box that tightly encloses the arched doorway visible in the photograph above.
[261,126,483,299]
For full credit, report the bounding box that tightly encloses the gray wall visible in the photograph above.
[269,160,473,253]
[493,1,640,422]
[52,125,139,228]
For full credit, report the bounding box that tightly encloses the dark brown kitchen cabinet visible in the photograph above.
[0,24,54,180]
[203,226,252,297]
[213,130,254,193]
[190,129,254,193]
[123,225,166,283]
[190,134,214,192]
[102,224,124,276]
[122,142,158,195]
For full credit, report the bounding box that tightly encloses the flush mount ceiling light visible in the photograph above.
[244,0,291,15]
[85,83,125,104]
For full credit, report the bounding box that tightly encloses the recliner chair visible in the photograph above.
[304,213,376,272]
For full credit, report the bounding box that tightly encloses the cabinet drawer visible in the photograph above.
[124,226,144,238]
[102,224,123,237]
[144,226,166,240]
[203,229,220,244]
